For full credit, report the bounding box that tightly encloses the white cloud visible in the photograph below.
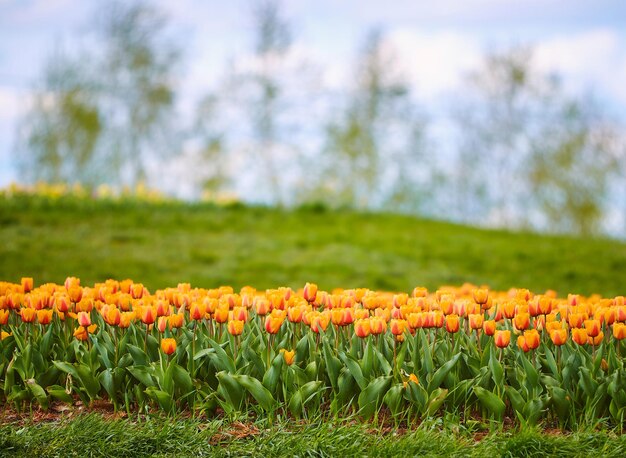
[534,28,626,104]
[384,29,483,98]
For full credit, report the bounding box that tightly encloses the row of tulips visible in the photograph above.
[1,278,626,427]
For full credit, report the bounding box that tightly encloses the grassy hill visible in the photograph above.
[1,195,625,296]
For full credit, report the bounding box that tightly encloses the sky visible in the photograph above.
[1,0,626,186]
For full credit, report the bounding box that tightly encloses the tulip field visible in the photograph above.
[2,276,626,430]
[3,193,626,456]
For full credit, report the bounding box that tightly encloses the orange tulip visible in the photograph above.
[483,320,496,336]
[141,306,156,325]
[370,317,387,335]
[523,329,540,350]
[517,335,529,352]
[228,320,244,336]
[502,302,516,319]
[280,349,295,365]
[68,285,83,303]
[104,307,121,326]
[77,312,91,328]
[21,277,34,293]
[36,309,54,325]
[168,313,184,329]
[514,313,530,331]
[0,309,9,325]
[311,313,330,333]
[390,319,406,336]
[572,328,588,345]
[161,338,177,355]
[1,331,11,340]
[549,329,568,346]
[189,302,206,321]
[73,324,97,341]
[355,319,371,338]
[588,331,604,346]
[303,283,318,302]
[539,296,553,315]
[584,319,601,338]
[157,316,169,333]
[214,306,229,324]
[468,314,484,330]
[20,307,36,323]
[473,288,489,305]
[545,321,563,333]
[232,306,248,322]
[55,295,70,313]
[287,305,304,323]
[331,309,344,326]
[120,311,134,328]
[494,330,511,348]
[613,323,626,340]
[265,315,283,334]
[568,313,584,328]
[255,298,271,316]
[403,373,420,388]
[493,330,511,348]
[445,314,460,333]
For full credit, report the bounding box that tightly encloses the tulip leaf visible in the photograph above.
[358,375,391,419]
[383,383,404,417]
[262,353,284,396]
[216,371,244,412]
[145,387,173,413]
[47,385,74,404]
[428,353,460,394]
[426,388,448,416]
[474,386,505,419]
[338,351,367,390]
[26,379,49,410]
[127,365,156,388]
[232,374,277,412]
[207,339,236,373]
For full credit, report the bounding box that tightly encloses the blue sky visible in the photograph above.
[1,0,626,186]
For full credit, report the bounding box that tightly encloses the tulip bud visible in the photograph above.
[227,320,244,336]
[514,313,530,331]
[468,314,484,330]
[280,349,295,365]
[483,320,496,336]
[549,329,568,346]
[445,314,460,333]
[354,319,371,338]
[37,309,53,325]
[494,330,511,348]
[77,311,91,327]
[161,338,177,355]
[473,288,489,305]
[303,283,318,303]
[584,319,601,338]
[21,277,34,293]
[572,328,588,345]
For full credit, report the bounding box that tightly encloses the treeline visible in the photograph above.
[16,1,626,236]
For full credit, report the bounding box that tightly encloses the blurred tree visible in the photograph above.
[17,52,103,185]
[528,98,619,235]
[18,1,180,187]
[454,47,619,235]
[321,29,429,211]
[97,1,180,185]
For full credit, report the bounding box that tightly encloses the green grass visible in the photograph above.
[0,414,625,457]
[1,195,625,296]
